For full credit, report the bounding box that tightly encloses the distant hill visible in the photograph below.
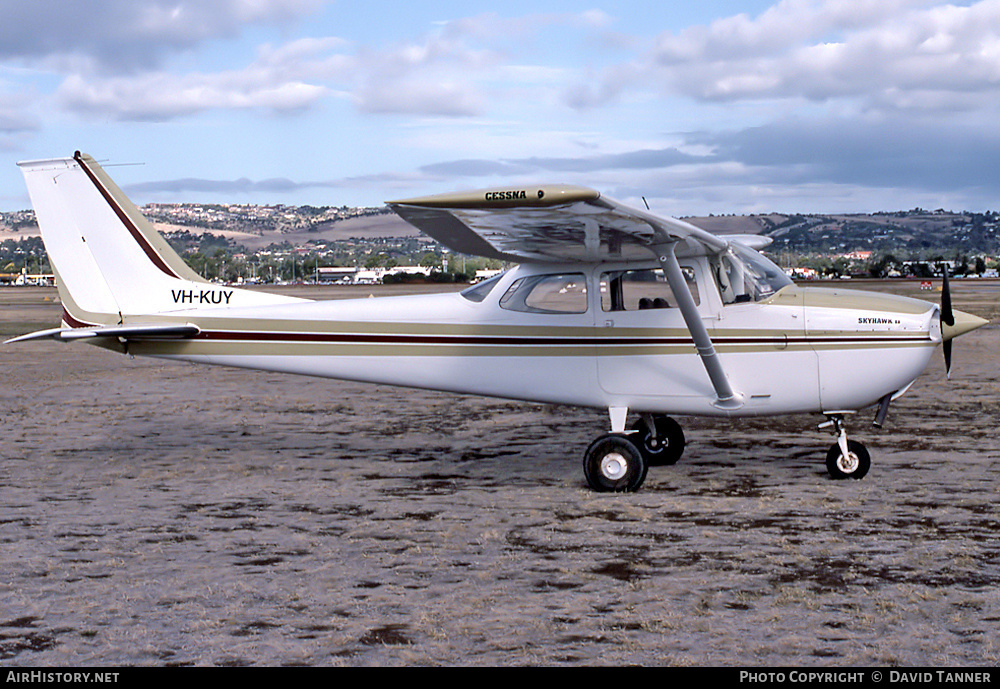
[4,206,998,256]
[683,210,999,256]
[149,212,420,251]
[247,213,420,249]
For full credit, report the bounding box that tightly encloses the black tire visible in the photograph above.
[826,439,871,480]
[583,434,648,492]
[631,415,685,466]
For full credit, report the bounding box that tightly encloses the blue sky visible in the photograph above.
[2,0,998,216]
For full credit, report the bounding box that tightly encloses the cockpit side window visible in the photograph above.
[600,267,699,312]
[499,273,588,314]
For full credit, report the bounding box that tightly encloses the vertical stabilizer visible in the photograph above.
[18,152,301,326]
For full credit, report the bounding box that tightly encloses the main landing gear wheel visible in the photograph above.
[826,439,871,480]
[631,415,685,466]
[583,434,648,493]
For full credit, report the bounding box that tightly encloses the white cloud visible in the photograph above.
[0,0,323,72]
[346,9,628,117]
[649,0,1000,110]
[347,24,500,116]
[52,22,498,121]
[355,80,486,117]
[53,33,357,121]
[5,5,627,122]
[556,0,1000,115]
[654,0,939,62]
[58,68,329,121]
[44,7,604,121]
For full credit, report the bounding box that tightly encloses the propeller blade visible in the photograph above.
[941,268,954,327]
[940,267,954,377]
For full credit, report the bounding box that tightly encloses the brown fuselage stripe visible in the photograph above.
[62,307,99,329]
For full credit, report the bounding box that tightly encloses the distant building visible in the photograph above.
[385,266,432,279]
[475,269,503,281]
[4,269,56,286]
[786,267,818,280]
[317,266,358,283]
[320,265,433,285]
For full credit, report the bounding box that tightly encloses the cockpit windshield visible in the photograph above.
[712,243,792,305]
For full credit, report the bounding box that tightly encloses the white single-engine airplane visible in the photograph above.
[9,152,989,492]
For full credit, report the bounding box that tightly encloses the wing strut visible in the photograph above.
[653,242,744,411]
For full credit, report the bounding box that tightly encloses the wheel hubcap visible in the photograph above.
[837,452,859,474]
[600,452,629,480]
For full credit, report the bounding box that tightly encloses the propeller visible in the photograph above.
[940,268,954,378]
[936,266,989,378]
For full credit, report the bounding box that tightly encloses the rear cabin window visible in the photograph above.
[600,267,699,312]
[460,272,504,303]
[499,273,588,314]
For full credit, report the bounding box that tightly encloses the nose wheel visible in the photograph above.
[820,415,871,480]
[826,439,871,479]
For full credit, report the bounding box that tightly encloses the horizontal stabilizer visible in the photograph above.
[5,323,200,345]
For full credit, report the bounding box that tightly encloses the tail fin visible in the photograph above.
[18,152,298,327]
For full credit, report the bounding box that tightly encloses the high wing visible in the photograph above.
[389,185,749,410]
[388,185,731,264]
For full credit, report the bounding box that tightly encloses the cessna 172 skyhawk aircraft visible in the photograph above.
[9,152,989,492]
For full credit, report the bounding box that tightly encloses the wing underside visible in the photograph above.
[388,185,729,264]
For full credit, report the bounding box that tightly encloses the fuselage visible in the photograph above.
[121,259,942,418]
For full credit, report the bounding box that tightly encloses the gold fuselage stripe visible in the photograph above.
[127,323,933,358]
